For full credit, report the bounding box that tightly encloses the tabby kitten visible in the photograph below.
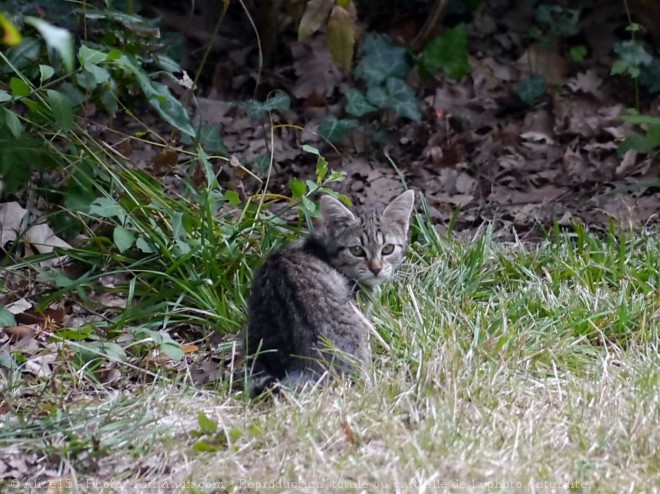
[243,190,415,391]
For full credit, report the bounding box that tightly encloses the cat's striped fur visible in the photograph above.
[243,190,415,392]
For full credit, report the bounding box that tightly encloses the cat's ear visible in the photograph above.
[383,190,415,230]
[319,195,355,232]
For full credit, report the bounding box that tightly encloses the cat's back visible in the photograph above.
[245,239,363,380]
[249,241,351,310]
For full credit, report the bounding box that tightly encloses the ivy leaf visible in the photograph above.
[366,78,421,122]
[355,35,411,86]
[181,123,228,155]
[247,91,291,119]
[318,115,358,143]
[516,75,546,106]
[345,88,377,117]
[421,24,470,80]
[383,78,420,122]
[535,5,581,37]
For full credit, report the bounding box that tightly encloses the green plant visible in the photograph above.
[0,8,197,198]
[515,3,584,106]
[618,114,660,154]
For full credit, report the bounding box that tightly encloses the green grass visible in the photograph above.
[2,200,659,492]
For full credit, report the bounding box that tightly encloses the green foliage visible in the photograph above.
[355,35,411,85]
[612,40,653,79]
[347,35,421,124]
[318,114,358,142]
[247,91,291,119]
[534,4,581,37]
[516,75,546,106]
[639,60,660,94]
[0,306,16,329]
[290,145,348,217]
[618,114,660,154]
[182,123,228,155]
[345,88,377,117]
[0,7,201,199]
[366,77,421,122]
[570,45,587,63]
[24,16,74,71]
[421,24,470,80]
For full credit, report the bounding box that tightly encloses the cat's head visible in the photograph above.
[318,190,415,288]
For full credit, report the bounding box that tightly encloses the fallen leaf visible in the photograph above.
[182,343,199,354]
[3,324,36,343]
[6,298,32,315]
[24,223,72,255]
[291,37,343,99]
[340,418,358,446]
[152,148,179,174]
[567,69,605,101]
[516,44,568,85]
[0,202,28,245]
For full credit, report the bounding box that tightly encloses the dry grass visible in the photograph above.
[3,230,659,493]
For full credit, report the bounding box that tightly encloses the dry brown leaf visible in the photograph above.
[567,69,605,101]
[3,325,36,343]
[516,44,568,85]
[182,343,199,354]
[292,37,343,99]
[152,148,179,175]
[340,417,358,446]
[521,108,555,144]
[616,149,639,178]
[194,98,234,126]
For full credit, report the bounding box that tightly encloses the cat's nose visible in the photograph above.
[369,260,382,275]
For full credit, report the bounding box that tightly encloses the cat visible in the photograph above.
[242,190,415,393]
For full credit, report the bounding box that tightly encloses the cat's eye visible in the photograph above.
[381,244,395,255]
[349,246,366,257]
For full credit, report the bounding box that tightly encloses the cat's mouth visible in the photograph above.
[360,274,387,287]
